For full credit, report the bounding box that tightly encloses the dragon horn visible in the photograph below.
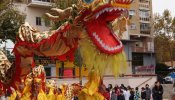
[45,7,73,21]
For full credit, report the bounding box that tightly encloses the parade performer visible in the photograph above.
[0,0,133,99]
[78,70,104,100]
[34,78,47,100]
[46,80,56,100]
[56,88,64,100]
[9,81,24,100]
[20,78,32,100]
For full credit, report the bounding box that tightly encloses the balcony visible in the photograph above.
[140,17,150,23]
[132,46,147,53]
[140,28,151,35]
[139,0,150,3]
[131,42,154,53]
[27,0,54,8]
[131,46,154,53]
[139,3,150,10]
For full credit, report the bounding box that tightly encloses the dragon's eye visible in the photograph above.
[83,0,94,4]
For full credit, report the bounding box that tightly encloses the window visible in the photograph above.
[140,23,150,30]
[129,10,136,16]
[139,0,149,3]
[139,10,150,17]
[130,23,136,30]
[44,67,51,76]
[132,53,143,66]
[36,17,42,26]
[35,0,51,2]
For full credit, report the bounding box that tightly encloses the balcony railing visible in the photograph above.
[139,3,150,10]
[139,0,150,3]
[27,0,54,8]
[140,17,150,23]
[140,28,151,31]
[131,46,153,53]
[140,28,151,35]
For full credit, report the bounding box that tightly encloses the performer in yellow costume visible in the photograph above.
[35,78,47,100]
[78,70,104,100]
[46,83,56,100]
[20,78,32,100]
[9,88,17,100]
[56,88,64,100]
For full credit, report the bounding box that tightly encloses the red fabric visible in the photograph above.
[102,92,110,100]
[84,18,123,54]
[10,22,78,90]
[77,4,124,54]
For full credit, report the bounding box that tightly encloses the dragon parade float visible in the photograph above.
[0,0,133,99]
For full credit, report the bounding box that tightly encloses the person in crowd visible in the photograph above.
[127,86,131,90]
[114,84,121,97]
[120,84,126,90]
[111,88,117,100]
[172,83,175,100]
[135,87,140,100]
[108,84,113,97]
[123,87,130,100]
[118,90,125,100]
[108,84,113,91]
[145,84,151,100]
[141,87,146,100]
[152,81,163,100]
[129,88,134,100]
[104,88,110,100]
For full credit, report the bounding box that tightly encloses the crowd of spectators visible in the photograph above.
[102,81,163,100]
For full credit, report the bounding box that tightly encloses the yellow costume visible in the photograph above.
[78,70,104,100]
[56,94,64,100]
[38,89,47,100]
[46,86,56,100]
[9,82,23,100]
[9,90,17,100]
[20,85,31,100]
[21,78,32,100]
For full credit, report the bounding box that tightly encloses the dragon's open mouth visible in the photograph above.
[84,4,128,54]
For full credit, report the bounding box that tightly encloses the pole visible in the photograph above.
[77,48,83,85]
[79,65,82,85]
[4,35,7,56]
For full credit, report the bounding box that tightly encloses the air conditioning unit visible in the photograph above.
[135,42,143,47]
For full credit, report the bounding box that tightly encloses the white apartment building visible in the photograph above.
[14,0,53,32]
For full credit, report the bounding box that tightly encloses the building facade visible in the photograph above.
[127,0,155,74]
[13,0,156,77]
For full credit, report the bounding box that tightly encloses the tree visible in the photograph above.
[0,0,25,43]
[154,9,175,66]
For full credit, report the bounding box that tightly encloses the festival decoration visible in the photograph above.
[0,0,133,99]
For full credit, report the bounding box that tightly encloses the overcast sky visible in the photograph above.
[152,0,175,17]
